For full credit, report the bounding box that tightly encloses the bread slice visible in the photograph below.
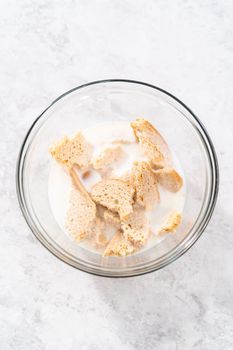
[65,185,96,241]
[103,230,134,257]
[158,211,182,236]
[131,161,160,209]
[50,132,92,170]
[121,206,150,246]
[131,118,171,169]
[92,145,124,170]
[153,168,183,192]
[91,179,135,220]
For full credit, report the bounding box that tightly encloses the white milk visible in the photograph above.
[48,121,186,254]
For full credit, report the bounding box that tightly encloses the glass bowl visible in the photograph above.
[16,79,219,277]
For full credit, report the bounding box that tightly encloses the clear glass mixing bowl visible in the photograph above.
[16,80,219,277]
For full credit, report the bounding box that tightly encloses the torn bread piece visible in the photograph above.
[92,145,125,170]
[65,185,96,241]
[87,218,108,248]
[103,231,134,257]
[121,206,150,246]
[103,209,121,229]
[131,118,172,169]
[153,168,183,193]
[91,179,135,220]
[69,167,94,203]
[97,205,121,229]
[50,132,92,170]
[158,211,182,236]
[116,170,132,183]
[111,139,133,145]
[131,161,160,209]
[68,170,108,246]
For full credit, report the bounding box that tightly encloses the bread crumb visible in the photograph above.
[82,170,91,180]
[158,211,182,236]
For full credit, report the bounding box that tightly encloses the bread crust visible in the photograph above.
[131,118,172,168]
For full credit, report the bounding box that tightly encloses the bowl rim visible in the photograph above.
[16,79,219,278]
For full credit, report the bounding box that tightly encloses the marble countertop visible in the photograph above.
[1,1,233,349]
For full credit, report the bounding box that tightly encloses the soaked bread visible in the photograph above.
[153,168,183,192]
[131,118,171,169]
[92,145,124,170]
[121,205,150,246]
[91,179,135,220]
[50,132,92,170]
[65,185,96,241]
[131,161,160,209]
[158,211,182,236]
[103,230,134,257]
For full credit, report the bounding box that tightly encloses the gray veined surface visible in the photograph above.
[1,0,232,349]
